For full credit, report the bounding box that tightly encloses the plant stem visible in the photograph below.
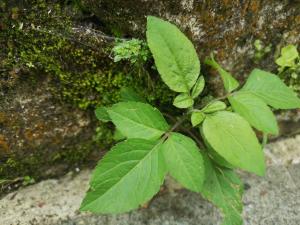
[162,92,231,145]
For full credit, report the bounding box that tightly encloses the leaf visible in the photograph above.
[201,135,235,169]
[120,87,146,103]
[95,107,110,122]
[113,129,125,141]
[205,55,239,92]
[162,132,205,192]
[241,69,300,109]
[207,148,235,169]
[202,111,265,176]
[173,93,194,108]
[228,92,278,135]
[200,153,243,225]
[202,101,227,114]
[275,45,299,68]
[191,111,205,127]
[108,102,169,140]
[80,139,166,213]
[191,76,205,99]
[146,16,200,92]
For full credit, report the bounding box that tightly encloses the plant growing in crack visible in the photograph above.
[276,44,300,92]
[80,16,300,225]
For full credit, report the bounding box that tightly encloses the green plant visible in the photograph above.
[80,16,300,224]
[275,44,300,92]
[112,39,150,64]
[253,39,272,62]
[22,176,35,186]
[276,44,299,72]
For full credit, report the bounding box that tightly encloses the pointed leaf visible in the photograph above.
[207,148,235,170]
[173,93,194,108]
[146,16,200,92]
[202,101,227,114]
[229,92,278,135]
[95,107,110,122]
[120,87,146,103]
[201,135,235,169]
[202,111,265,176]
[80,139,167,213]
[191,111,205,127]
[162,133,204,192]
[108,102,169,140]
[191,76,205,99]
[205,55,239,92]
[241,69,300,109]
[201,153,243,225]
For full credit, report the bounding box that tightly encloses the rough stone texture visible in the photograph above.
[0,74,94,179]
[83,0,300,95]
[0,135,300,225]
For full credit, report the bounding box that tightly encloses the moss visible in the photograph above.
[0,0,175,183]
[1,0,174,109]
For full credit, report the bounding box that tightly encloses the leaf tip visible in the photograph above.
[146,15,159,24]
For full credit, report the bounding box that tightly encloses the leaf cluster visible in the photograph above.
[81,16,300,225]
[112,38,150,64]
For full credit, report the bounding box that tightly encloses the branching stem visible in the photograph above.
[162,92,230,147]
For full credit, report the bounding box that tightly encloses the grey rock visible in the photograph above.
[1,135,300,225]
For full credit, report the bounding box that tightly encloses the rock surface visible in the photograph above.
[1,135,300,225]
[83,0,300,94]
[0,74,94,178]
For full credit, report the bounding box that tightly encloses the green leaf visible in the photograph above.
[202,111,265,176]
[80,139,166,213]
[275,45,299,68]
[146,16,200,92]
[108,102,169,140]
[228,92,278,135]
[207,148,235,169]
[173,93,194,108]
[201,135,235,169]
[191,111,205,127]
[120,87,146,103]
[113,129,125,141]
[95,107,110,122]
[200,153,243,225]
[241,69,300,109]
[201,101,227,114]
[205,55,239,92]
[191,76,205,99]
[162,132,205,192]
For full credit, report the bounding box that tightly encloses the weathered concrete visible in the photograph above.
[1,135,300,225]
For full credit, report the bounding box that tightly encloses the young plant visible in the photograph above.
[81,16,300,225]
[276,44,299,72]
[276,44,300,92]
[253,39,271,62]
[112,38,150,64]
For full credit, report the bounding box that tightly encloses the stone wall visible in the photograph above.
[0,0,299,186]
